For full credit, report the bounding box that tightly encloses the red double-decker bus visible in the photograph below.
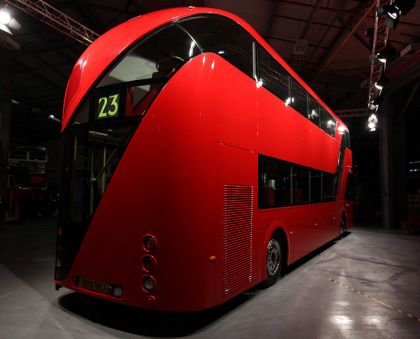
[55,7,352,312]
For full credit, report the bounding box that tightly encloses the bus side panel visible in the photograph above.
[256,87,340,173]
[342,148,353,229]
[255,87,341,265]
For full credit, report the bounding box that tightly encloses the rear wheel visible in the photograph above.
[340,217,346,237]
[262,236,282,287]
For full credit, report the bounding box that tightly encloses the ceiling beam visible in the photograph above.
[298,0,322,39]
[274,14,343,30]
[288,0,322,64]
[280,0,420,28]
[312,1,376,81]
[266,35,327,49]
[4,0,99,45]
[69,0,105,33]
[336,16,370,51]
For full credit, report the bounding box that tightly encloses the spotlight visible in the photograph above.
[48,114,61,123]
[386,5,401,20]
[0,8,11,25]
[374,75,388,91]
[368,101,378,112]
[381,1,416,29]
[377,45,397,63]
[384,15,399,29]
[367,113,378,132]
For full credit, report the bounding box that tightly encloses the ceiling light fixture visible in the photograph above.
[0,8,11,25]
[377,45,397,63]
[378,0,416,29]
[367,113,378,132]
[374,75,388,91]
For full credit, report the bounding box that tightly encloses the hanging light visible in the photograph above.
[367,113,378,132]
[395,0,416,16]
[0,8,11,25]
[377,45,397,63]
[368,101,379,112]
[386,4,401,20]
[379,0,416,29]
[374,75,388,91]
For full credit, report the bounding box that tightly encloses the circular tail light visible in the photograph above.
[143,234,157,251]
[112,285,123,298]
[142,275,156,292]
[142,255,157,273]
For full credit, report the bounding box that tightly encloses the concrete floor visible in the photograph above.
[1,219,420,339]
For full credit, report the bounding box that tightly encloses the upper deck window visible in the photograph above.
[257,45,337,137]
[178,15,255,79]
[319,107,336,137]
[97,25,201,88]
[72,25,201,125]
[258,46,289,102]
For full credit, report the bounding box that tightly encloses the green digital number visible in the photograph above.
[96,93,120,119]
[97,97,108,118]
[108,94,119,116]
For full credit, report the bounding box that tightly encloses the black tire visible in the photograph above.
[261,236,283,287]
[340,217,346,238]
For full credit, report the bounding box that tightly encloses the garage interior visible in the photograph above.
[0,0,420,338]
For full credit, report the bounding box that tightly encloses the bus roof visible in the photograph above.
[62,6,345,131]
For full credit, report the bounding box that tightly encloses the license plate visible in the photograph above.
[80,277,109,294]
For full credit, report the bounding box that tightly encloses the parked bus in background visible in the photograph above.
[4,146,58,220]
[55,7,352,311]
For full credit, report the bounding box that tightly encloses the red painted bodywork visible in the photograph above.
[57,7,352,311]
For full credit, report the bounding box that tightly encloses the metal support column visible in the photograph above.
[379,94,393,228]
[0,49,15,206]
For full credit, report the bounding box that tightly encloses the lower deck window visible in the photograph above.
[259,154,337,209]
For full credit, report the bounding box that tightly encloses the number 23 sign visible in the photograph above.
[95,93,121,119]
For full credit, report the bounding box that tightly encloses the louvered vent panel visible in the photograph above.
[222,185,253,295]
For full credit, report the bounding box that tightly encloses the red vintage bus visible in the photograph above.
[55,7,352,312]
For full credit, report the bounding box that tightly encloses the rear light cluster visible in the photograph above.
[141,234,158,298]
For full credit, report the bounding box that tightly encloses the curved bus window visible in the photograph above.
[73,25,201,125]
[320,107,337,137]
[289,78,308,118]
[98,25,201,87]
[258,46,289,102]
[307,97,320,125]
[178,15,255,79]
[257,45,340,139]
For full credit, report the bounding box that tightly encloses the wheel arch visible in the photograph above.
[261,222,290,280]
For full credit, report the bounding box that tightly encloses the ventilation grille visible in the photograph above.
[222,185,253,295]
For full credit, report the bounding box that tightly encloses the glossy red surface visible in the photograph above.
[61,7,340,131]
[58,8,352,311]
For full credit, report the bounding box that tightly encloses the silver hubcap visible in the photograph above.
[267,239,281,276]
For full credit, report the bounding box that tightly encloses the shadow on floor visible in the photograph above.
[59,288,257,337]
[58,232,351,337]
